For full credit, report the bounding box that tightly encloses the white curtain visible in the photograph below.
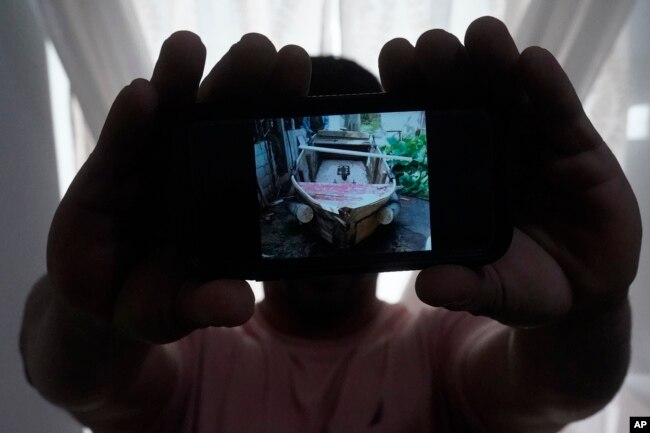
[516,0,635,100]
[34,0,636,136]
[32,1,648,431]
[33,0,151,138]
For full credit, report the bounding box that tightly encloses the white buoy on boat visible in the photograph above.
[287,201,314,223]
[377,202,401,225]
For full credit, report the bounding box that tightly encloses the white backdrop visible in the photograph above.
[21,1,650,432]
[34,0,635,138]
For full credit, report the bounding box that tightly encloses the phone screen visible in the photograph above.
[253,110,431,260]
[180,97,509,280]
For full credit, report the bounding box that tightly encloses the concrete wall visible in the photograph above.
[0,1,82,432]
[254,141,275,201]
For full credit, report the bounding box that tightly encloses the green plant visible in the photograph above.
[360,113,381,133]
[382,134,429,199]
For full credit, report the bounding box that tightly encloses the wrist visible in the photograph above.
[514,295,631,347]
[570,283,631,318]
[560,293,630,330]
[510,297,631,416]
[22,277,151,409]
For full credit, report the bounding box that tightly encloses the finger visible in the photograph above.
[198,33,278,101]
[380,31,470,105]
[516,46,627,195]
[413,29,470,101]
[517,46,603,156]
[151,30,207,110]
[113,32,207,256]
[268,44,311,97]
[113,250,254,343]
[48,79,159,318]
[176,279,255,329]
[464,16,521,107]
[415,230,572,328]
[57,78,158,217]
[378,38,420,94]
[90,79,160,178]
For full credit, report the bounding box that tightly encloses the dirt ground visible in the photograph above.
[259,195,431,259]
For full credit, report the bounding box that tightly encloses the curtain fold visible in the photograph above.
[515,0,635,100]
[35,0,636,136]
[34,0,152,138]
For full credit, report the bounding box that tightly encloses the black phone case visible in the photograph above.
[172,93,512,280]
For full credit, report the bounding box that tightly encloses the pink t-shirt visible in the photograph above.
[152,302,490,433]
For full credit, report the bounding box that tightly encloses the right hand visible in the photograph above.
[47,31,311,343]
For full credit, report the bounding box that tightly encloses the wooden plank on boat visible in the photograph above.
[316,130,370,139]
[312,139,372,146]
[299,145,412,162]
[356,214,380,244]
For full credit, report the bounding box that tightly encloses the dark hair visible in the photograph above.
[309,56,383,96]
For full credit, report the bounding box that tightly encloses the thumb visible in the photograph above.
[113,251,255,344]
[176,279,255,330]
[415,232,573,328]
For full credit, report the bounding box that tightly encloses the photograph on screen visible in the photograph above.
[254,110,431,259]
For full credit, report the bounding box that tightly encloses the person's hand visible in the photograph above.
[379,17,641,327]
[47,31,311,343]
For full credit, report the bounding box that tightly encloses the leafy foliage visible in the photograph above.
[360,113,381,133]
[381,134,429,199]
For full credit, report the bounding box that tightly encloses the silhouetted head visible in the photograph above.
[261,57,383,338]
[308,56,383,96]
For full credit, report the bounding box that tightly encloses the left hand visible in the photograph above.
[46,32,311,344]
[379,17,642,327]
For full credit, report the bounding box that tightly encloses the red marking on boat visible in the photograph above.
[298,182,392,208]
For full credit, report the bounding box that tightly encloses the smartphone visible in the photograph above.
[172,93,511,280]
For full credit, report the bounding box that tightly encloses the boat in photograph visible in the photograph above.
[290,130,411,248]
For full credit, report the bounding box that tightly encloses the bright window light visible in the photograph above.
[248,280,265,302]
[45,40,75,199]
[249,271,412,304]
[627,103,650,141]
[448,0,493,40]
[377,271,413,303]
